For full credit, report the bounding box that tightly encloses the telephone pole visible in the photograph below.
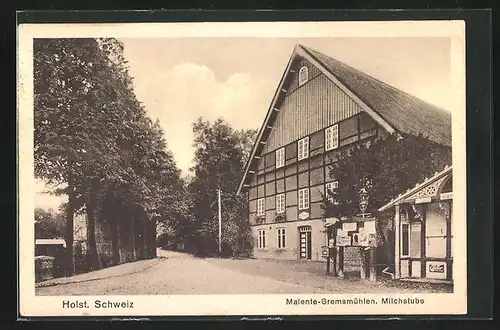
[218,188,222,257]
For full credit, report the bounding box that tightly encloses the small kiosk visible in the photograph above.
[324,188,380,281]
[378,165,453,282]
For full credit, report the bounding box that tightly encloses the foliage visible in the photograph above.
[186,118,257,258]
[324,132,452,219]
[35,208,66,239]
[274,212,287,223]
[34,38,185,273]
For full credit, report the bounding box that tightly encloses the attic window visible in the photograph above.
[298,66,309,86]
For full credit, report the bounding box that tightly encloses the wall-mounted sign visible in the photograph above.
[342,222,357,232]
[298,212,309,220]
[440,192,453,200]
[426,261,447,279]
[429,263,445,273]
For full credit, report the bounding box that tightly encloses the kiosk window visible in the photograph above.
[401,224,410,257]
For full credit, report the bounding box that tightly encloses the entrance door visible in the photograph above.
[299,226,312,259]
[425,202,452,280]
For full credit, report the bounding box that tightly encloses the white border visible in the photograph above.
[18,20,466,317]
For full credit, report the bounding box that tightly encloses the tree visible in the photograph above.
[34,38,115,275]
[34,38,184,273]
[35,208,65,239]
[323,132,452,266]
[187,118,256,257]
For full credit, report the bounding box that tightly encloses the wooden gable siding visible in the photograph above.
[262,73,363,154]
[287,57,322,95]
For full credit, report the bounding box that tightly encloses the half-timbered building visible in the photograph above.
[237,44,452,261]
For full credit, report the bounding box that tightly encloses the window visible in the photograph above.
[401,223,410,257]
[276,194,285,214]
[325,124,339,151]
[298,137,309,161]
[277,228,286,248]
[325,181,339,202]
[298,66,309,86]
[257,198,265,216]
[258,230,266,248]
[276,147,285,168]
[298,188,310,210]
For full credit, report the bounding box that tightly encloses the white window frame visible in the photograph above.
[277,228,286,249]
[325,181,339,202]
[325,124,339,151]
[297,137,309,161]
[275,147,285,169]
[258,229,266,248]
[401,223,410,257]
[298,66,309,86]
[257,198,265,216]
[298,188,310,210]
[276,194,285,214]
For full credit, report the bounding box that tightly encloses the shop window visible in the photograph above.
[258,230,266,248]
[277,228,286,249]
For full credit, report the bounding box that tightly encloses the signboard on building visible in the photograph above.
[336,236,351,246]
[336,230,351,246]
[364,220,376,234]
[298,212,309,220]
[426,261,447,280]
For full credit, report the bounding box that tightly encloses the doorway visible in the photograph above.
[298,226,312,260]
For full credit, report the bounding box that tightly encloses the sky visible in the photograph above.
[35,37,453,210]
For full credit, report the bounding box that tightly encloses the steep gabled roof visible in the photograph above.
[237,44,452,195]
[302,46,452,148]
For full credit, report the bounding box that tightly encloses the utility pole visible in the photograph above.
[218,188,222,257]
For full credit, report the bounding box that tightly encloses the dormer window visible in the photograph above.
[298,66,309,86]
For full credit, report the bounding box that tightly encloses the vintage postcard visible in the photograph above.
[18,19,466,317]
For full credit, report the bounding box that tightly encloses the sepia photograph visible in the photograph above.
[18,20,466,316]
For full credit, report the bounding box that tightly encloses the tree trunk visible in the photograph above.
[86,182,102,271]
[110,195,120,266]
[130,210,136,261]
[118,206,129,263]
[64,187,76,277]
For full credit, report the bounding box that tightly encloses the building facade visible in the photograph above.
[237,44,452,262]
